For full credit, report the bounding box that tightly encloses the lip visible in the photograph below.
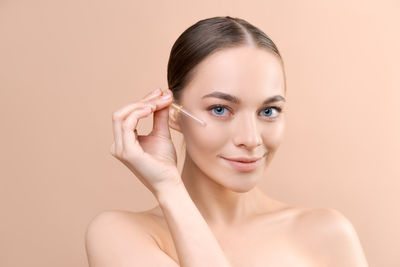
[222,156,263,162]
[220,156,263,172]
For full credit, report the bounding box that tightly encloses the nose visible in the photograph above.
[232,113,262,149]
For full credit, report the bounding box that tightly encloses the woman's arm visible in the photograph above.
[104,88,232,266]
[155,181,233,267]
[84,180,232,267]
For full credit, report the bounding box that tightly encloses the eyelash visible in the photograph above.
[206,104,282,119]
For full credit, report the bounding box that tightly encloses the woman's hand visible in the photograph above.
[110,88,182,196]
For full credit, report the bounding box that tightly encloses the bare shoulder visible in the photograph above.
[85,210,179,267]
[293,208,369,267]
[85,210,154,240]
[294,207,356,232]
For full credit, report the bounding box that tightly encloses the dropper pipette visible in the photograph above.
[170,103,207,127]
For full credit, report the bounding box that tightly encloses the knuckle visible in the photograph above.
[112,112,121,121]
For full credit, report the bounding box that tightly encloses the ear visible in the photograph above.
[168,106,182,133]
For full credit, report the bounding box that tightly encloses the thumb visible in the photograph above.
[151,105,172,139]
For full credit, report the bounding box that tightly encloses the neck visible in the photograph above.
[180,153,271,229]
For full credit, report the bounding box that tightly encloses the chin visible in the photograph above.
[214,168,262,193]
[229,184,257,193]
[225,178,260,193]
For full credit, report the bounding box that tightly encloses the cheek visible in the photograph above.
[181,119,228,157]
[261,121,285,147]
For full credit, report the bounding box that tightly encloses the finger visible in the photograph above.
[121,103,156,156]
[112,88,161,123]
[151,90,173,139]
[114,95,158,121]
[140,89,174,114]
[112,102,150,155]
[140,88,162,102]
[111,88,165,156]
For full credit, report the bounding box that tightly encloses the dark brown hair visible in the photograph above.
[167,16,286,102]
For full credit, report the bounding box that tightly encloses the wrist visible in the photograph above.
[154,179,186,205]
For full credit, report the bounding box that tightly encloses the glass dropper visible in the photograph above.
[170,103,207,127]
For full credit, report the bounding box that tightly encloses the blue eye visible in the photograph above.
[211,106,228,116]
[207,105,232,117]
[261,107,282,118]
[207,105,282,119]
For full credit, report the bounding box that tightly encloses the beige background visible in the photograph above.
[1,0,399,266]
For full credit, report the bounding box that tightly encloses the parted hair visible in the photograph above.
[167,15,286,102]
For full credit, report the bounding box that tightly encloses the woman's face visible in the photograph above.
[175,46,286,192]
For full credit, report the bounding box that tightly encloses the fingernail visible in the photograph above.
[161,94,172,100]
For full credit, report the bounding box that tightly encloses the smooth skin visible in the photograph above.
[85,46,369,267]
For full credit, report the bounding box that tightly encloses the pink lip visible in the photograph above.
[221,156,262,172]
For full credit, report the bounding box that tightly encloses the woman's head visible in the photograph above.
[167,16,286,100]
[167,16,286,192]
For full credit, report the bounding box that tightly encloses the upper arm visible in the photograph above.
[85,211,180,267]
[298,208,369,267]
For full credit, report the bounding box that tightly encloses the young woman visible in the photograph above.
[85,16,369,267]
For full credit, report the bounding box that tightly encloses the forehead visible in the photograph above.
[182,46,285,101]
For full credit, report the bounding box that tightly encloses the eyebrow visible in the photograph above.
[201,91,286,105]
